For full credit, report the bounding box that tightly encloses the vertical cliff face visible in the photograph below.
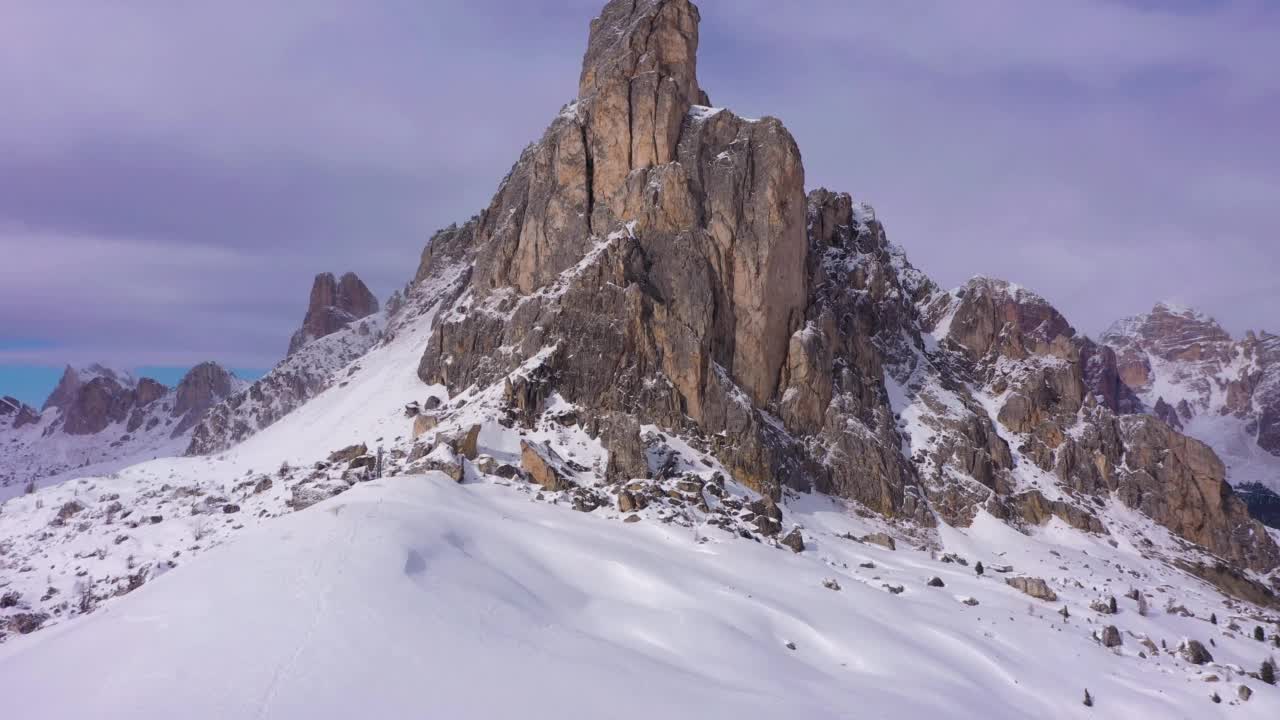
[407,0,1278,574]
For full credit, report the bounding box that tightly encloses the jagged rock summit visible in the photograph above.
[1103,303,1280,453]
[1101,303,1280,527]
[0,396,39,430]
[287,272,380,356]
[407,0,1279,580]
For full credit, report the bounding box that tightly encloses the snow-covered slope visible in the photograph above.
[186,313,386,456]
[4,474,1280,719]
[2,269,1278,716]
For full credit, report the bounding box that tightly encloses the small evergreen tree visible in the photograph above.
[1083,689,1093,707]
[1262,659,1276,686]
[1210,691,1221,704]
[1060,605,1070,620]
[1108,596,1118,614]
[1136,593,1148,617]
[1256,626,1266,642]
[975,561,984,576]
[1210,613,1218,625]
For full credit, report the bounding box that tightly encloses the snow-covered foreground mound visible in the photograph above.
[2,473,1275,719]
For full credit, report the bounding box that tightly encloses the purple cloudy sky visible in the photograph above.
[2,0,1278,380]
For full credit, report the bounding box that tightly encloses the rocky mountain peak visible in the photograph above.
[937,277,1076,362]
[578,0,705,225]
[1103,302,1234,372]
[287,272,380,356]
[61,375,140,436]
[403,0,1280,576]
[41,364,135,412]
[0,396,39,430]
[171,362,237,436]
[1101,305,1280,509]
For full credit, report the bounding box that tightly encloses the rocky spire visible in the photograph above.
[418,0,807,426]
[410,0,1278,580]
[578,0,705,224]
[287,272,380,356]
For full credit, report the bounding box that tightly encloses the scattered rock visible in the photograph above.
[781,528,805,553]
[327,444,368,464]
[823,579,841,591]
[419,444,464,483]
[1238,685,1252,702]
[520,440,571,492]
[492,464,523,480]
[749,498,783,537]
[6,612,49,635]
[349,455,377,471]
[1101,625,1122,648]
[52,500,85,525]
[883,584,905,595]
[222,504,241,514]
[0,591,20,609]
[861,533,896,551]
[927,577,946,588]
[1179,640,1213,665]
[290,483,345,511]
[1006,576,1058,601]
[457,424,482,460]
[623,514,642,524]
[413,414,438,439]
[962,597,980,606]
[618,491,638,513]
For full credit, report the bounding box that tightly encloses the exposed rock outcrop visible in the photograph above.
[287,272,380,356]
[171,362,236,437]
[1006,576,1058,602]
[0,397,39,430]
[402,0,1278,586]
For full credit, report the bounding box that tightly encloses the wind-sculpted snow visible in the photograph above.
[4,475,1280,719]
